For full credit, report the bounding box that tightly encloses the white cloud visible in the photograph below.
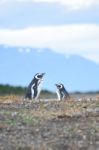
[83,54,99,64]
[33,0,99,10]
[0,0,7,4]
[0,0,99,10]
[0,24,99,63]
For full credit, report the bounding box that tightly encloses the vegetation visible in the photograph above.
[0,84,26,95]
[0,84,55,98]
[0,95,99,149]
[0,84,99,97]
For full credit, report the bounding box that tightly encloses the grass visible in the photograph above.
[19,113,40,125]
[0,95,99,119]
[0,96,99,127]
[4,119,17,125]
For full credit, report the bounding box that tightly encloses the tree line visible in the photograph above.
[0,84,54,96]
[0,84,99,96]
[0,84,26,95]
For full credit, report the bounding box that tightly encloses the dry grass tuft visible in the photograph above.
[0,95,23,104]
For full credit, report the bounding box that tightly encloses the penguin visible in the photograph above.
[55,83,70,100]
[25,73,45,100]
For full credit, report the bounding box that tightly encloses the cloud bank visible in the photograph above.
[33,0,99,10]
[0,0,99,10]
[0,24,99,63]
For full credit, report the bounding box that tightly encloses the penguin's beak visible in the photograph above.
[42,73,45,76]
[40,73,45,81]
[55,84,58,87]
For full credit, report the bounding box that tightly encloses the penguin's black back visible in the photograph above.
[60,86,69,99]
[25,77,38,99]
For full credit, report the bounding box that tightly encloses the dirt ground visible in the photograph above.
[0,95,99,150]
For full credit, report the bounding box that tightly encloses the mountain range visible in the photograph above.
[0,45,99,92]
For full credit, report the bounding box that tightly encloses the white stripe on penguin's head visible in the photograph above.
[55,83,63,89]
[35,73,41,80]
[59,84,63,89]
[35,73,45,80]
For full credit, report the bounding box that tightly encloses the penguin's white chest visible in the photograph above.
[36,79,43,99]
[56,89,61,101]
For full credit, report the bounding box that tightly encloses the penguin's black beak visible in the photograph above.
[42,73,45,76]
[55,84,58,87]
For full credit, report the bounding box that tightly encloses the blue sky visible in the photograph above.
[0,0,99,92]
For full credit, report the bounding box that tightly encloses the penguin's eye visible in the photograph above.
[37,75,42,79]
[57,85,61,88]
[59,84,63,89]
[35,73,42,79]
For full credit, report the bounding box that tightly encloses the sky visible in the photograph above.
[0,0,99,92]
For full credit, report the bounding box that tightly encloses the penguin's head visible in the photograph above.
[34,73,45,80]
[55,83,63,89]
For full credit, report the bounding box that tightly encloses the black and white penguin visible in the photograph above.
[25,73,45,100]
[55,83,69,100]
